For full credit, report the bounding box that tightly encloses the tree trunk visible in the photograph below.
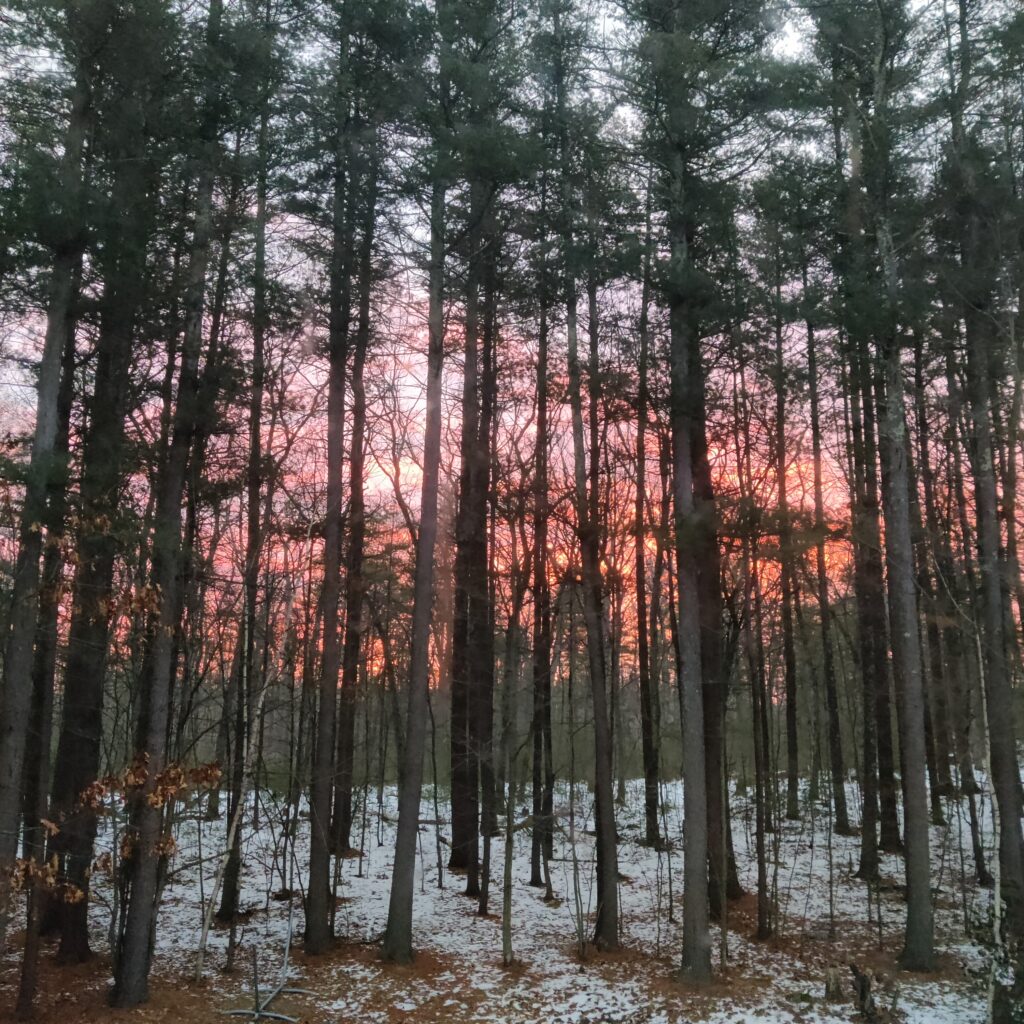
[945,1,1024,996]
[964,266,1024,974]
[334,134,380,856]
[381,168,447,964]
[16,274,78,1016]
[47,112,156,963]
[476,237,499,873]
[449,178,489,894]
[219,93,270,925]
[566,277,618,951]
[0,68,89,921]
[774,271,800,822]
[912,335,955,801]
[635,193,660,848]
[874,287,934,971]
[307,48,354,952]
[861,347,902,856]
[556,14,618,947]
[531,290,554,886]
[112,4,223,1005]
[806,310,850,835]
[670,305,710,980]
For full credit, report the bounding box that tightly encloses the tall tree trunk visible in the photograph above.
[530,287,554,886]
[774,269,800,822]
[734,359,771,939]
[449,178,487,894]
[566,265,618,951]
[198,156,242,824]
[941,355,987,810]
[745,537,772,941]
[334,135,381,855]
[874,261,934,972]
[556,8,618,948]
[47,112,156,963]
[805,306,850,834]
[381,166,447,964]
[912,334,954,801]
[944,1,1024,1003]
[962,220,1024,1011]
[16,273,78,1016]
[219,96,271,922]
[635,192,660,849]
[694,340,741,907]
[0,68,90,924]
[652,2,712,970]
[863,14,933,963]
[862,347,902,855]
[847,340,881,879]
[112,3,223,1004]
[832,86,890,876]
[476,233,498,859]
[671,304,710,980]
[307,47,354,952]
[20,269,77,866]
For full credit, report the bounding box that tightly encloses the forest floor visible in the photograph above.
[1,779,995,1023]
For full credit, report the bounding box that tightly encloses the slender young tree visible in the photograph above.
[634,182,661,849]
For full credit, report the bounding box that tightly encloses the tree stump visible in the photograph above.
[825,965,844,1002]
[850,963,876,1020]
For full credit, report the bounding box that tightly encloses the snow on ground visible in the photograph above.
[7,778,995,1022]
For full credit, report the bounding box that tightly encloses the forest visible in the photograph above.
[0,0,1023,1021]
